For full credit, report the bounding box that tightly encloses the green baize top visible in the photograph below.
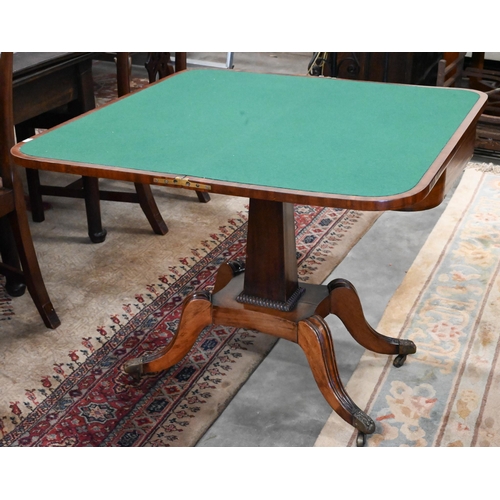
[20,69,481,198]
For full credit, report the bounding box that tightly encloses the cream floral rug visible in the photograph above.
[315,161,500,447]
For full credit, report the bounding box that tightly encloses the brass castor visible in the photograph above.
[356,432,366,447]
[393,354,407,368]
[392,354,406,368]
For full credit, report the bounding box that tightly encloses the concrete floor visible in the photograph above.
[99,53,500,447]
[197,182,463,446]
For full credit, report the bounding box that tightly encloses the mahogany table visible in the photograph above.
[11,69,487,445]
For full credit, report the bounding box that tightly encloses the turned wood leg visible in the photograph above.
[123,291,213,379]
[82,176,107,243]
[318,278,416,365]
[297,315,375,436]
[133,183,168,235]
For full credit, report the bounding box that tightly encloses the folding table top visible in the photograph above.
[14,69,486,208]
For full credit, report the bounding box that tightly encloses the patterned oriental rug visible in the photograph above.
[0,65,381,446]
[315,162,500,447]
[0,196,378,446]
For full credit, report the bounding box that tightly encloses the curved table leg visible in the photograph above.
[123,291,213,379]
[212,260,245,293]
[134,183,169,235]
[298,315,375,442]
[323,278,416,366]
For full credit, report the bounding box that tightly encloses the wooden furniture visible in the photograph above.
[436,53,466,88]
[309,52,442,86]
[433,52,500,157]
[13,52,168,243]
[463,53,500,156]
[0,52,60,328]
[117,52,210,204]
[12,70,487,444]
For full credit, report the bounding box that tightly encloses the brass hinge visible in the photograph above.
[153,176,211,191]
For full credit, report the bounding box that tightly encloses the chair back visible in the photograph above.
[436,53,466,88]
[0,52,15,190]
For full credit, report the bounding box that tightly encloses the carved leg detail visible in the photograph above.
[123,291,213,379]
[325,278,416,357]
[297,315,375,435]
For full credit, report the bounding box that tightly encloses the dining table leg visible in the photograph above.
[123,198,416,445]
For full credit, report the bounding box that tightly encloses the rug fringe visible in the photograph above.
[467,161,500,174]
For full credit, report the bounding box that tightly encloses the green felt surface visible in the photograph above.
[20,69,481,197]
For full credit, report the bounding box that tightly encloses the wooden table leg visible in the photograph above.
[123,198,416,445]
[210,271,378,444]
[123,291,213,379]
[316,278,416,367]
[297,315,375,438]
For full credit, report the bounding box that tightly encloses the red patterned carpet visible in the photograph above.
[1,205,372,446]
[1,64,380,446]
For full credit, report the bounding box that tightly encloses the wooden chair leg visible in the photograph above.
[25,168,45,222]
[196,191,211,203]
[0,215,26,296]
[134,183,168,235]
[7,206,60,329]
[82,176,107,243]
[16,123,46,223]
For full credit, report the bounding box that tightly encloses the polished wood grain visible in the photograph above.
[115,52,131,96]
[13,53,102,236]
[11,78,486,212]
[123,291,213,378]
[13,68,488,442]
[122,198,413,441]
[242,199,298,306]
[12,52,97,125]
[297,316,375,434]
[212,275,328,342]
[318,279,416,356]
[0,53,60,328]
[15,52,169,242]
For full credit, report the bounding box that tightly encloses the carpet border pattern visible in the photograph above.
[1,205,373,446]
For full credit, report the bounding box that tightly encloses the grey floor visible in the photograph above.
[96,53,500,447]
[197,182,463,447]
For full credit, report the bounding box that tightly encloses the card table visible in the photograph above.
[12,69,487,445]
